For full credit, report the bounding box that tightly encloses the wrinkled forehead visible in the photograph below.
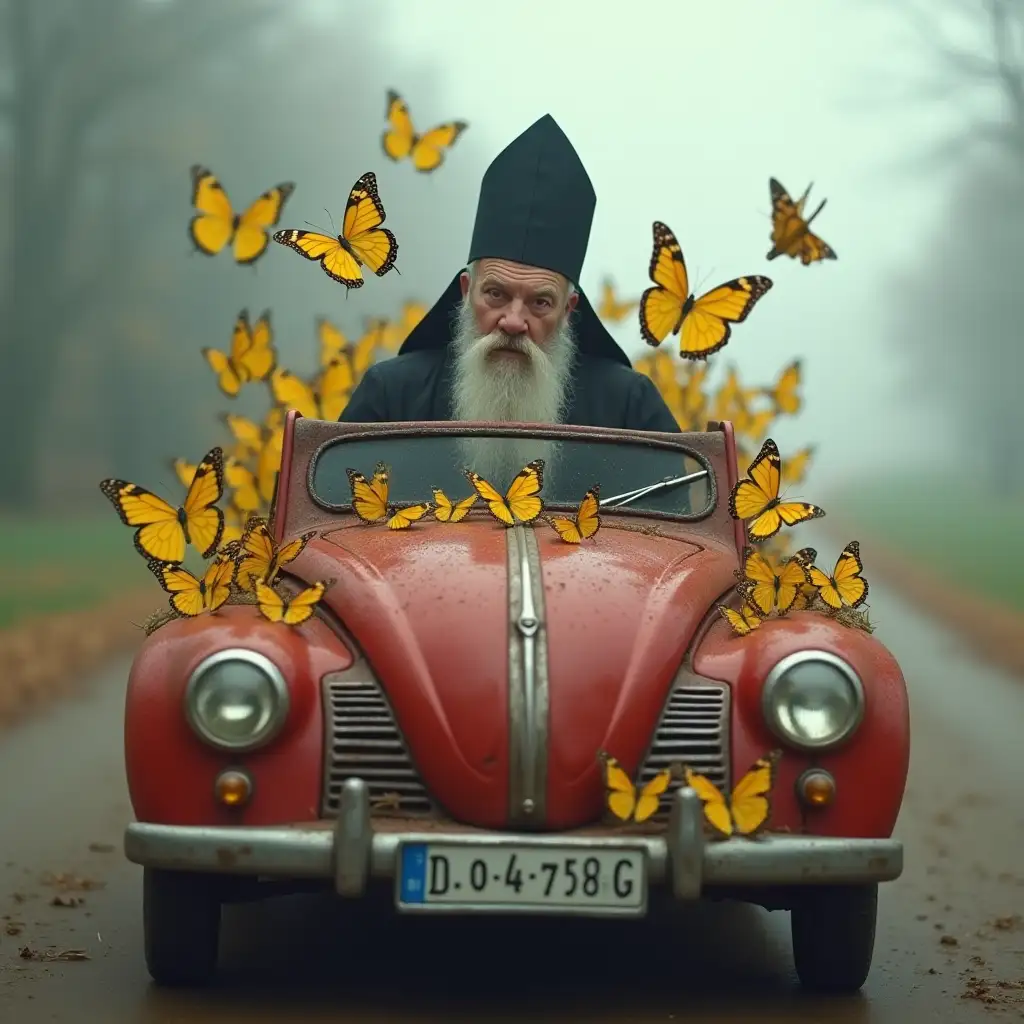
[474,258,568,302]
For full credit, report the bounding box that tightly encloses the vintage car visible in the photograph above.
[123,413,908,993]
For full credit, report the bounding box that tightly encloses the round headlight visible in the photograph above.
[761,651,864,751]
[184,649,289,751]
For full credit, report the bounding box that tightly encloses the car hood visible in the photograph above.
[288,517,738,829]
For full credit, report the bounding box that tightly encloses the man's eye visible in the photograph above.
[485,288,502,299]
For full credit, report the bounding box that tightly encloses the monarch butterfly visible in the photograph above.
[147,553,236,618]
[598,752,677,824]
[789,547,821,610]
[764,359,802,416]
[346,464,431,530]
[234,517,317,592]
[431,488,477,523]
[100,447,225,563]
[270,362,353,421]
[639,221,773,360]
[734,545,812,616]
[719,602,763,637]
[465,460,545,526]
[548,486,601,544]
[201,310,277,398]
[381,90,468,173]
[273,171,399,290]
[188,166,294,264]
[684,751,780,839]
[728,438,826,542]
[255,579,327,626]
[766,178,837,265]
[808,541,869,610]
[596,277,639,323]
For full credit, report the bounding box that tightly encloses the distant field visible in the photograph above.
[0,517,152,629]
[828,476,1024,613]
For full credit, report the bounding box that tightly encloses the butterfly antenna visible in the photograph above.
[324,208,338,236]
[304,220,332,234]
[804,198,828,227]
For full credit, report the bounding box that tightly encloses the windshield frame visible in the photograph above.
[305,422,719,524]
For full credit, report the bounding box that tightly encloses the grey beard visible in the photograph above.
[450,298,576,486]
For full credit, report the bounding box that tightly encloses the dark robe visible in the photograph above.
[339,347,680,432]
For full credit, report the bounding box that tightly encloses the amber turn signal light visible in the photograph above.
[796,768,836,808]
[214,768,253,808]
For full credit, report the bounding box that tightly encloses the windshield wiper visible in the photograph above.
[600,469,709,509]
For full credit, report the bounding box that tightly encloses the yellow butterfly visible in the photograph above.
[383,301,427,349]
[709,366,759,423]
[173,456,259,514]
[147,553,236,618]
[684,751,780,839]
[549,486,601,544]
[188,166,294,264]
[731,394,776,444]
[597,278,639,323]
[728,438,826,542]
[464,460,545,527]
[100,447,225,562]
[219,412,264,462]
[598,751,677,824]
[808,541,869,610]
[718,602,763,637]
[381,90,468,173]
[766,178,837,265]
[780,445,815,488]
[786,546,820,610]
[255,579,327,627]
[235,517,317,592]
[431,488,477,524]
[270,361,354,421]
[256,424,284,505]
[346,463,432,530]
[764,359,802,416]
[273,171,399,290]
[734,545,811,616]
[201,310,277,397]
[639,221,773,360]
[220,506,246,550]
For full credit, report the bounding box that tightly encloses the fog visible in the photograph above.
[1,0,1021,511]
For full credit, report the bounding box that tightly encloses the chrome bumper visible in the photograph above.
[124,780,903,903]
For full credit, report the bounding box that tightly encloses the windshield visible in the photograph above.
[309,431,714,519]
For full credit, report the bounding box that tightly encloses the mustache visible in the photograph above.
[479,331,534,356]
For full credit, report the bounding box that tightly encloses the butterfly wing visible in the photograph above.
[799,228,838,265]
[811,541,867,609]
[220,413,263,460]
[635,766,674,823]
[235,517,277,591]
[317,357,355,421]
[99,478,186,563]
[739,546,779,615]
[270,368,321,419]
[465,469,514,526]
[774,500,827,531]
[504,459,545,523]
[274,530,317,571]
[781,446,814,487]
[280,581,327,626]
[719,604,760,637]
[771,360,802,415]
[766,178,804,260]
[180,447,226,558]
[681,277,773,361]
[550,485,600,544]
[224,459,260,513]
[201,554,236,612]
[411,121,468,173]
[148,559,206,617]
[342,173,399,278]
[317,318,348,367]
[729,751,779,837]
[598,752,637,822]
[254,579,286,623]
[240,311,277,381]
[171,458,197,489]
[188,166,234,256]
[729,438,781,528]
[775,552,811,613]
[347,468,389,523]
[387,503,432,530]
[273,228,361,288]
[683,767,733,838]
[382,90,416,161]
[639,221,689,347]
[202,319,247,396]
[256,425,284,504]
[432,489,476,523]
[232,183,294,264]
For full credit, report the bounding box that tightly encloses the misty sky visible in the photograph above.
[292,0,993,491]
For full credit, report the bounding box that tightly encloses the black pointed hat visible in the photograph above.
[399,114,631,367]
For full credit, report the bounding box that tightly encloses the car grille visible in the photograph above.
[639,681,730,817]
[321,674,433,817]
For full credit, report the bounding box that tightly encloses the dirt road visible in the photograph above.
[1,564,1023,1022]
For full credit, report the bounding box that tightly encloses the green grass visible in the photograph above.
[829,476,1024,613]
[0,517,153,629]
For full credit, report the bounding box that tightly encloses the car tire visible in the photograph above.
[143,867,222,987]
[790,884,878,993]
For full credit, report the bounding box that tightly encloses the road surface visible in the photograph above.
[1,567,1023,1022]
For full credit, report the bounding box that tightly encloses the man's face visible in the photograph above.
[450,258,580,483]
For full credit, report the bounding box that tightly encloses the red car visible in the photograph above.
[123,414,908,993]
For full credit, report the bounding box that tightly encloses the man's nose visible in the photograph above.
[499,300,528,335]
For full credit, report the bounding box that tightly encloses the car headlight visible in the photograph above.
[184,649,289,752]
[761,651,864,751]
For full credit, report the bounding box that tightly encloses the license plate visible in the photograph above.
[396,842,647,915]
